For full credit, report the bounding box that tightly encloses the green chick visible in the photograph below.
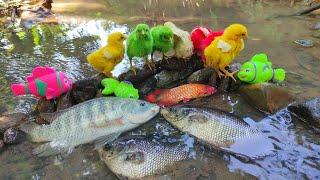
[237,53,286,84]
[151,25,174,58]
[101,78,139,99]
[127,24,153,74]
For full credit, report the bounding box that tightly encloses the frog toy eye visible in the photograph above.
[245,69,250,73]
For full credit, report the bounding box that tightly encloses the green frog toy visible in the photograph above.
[237,53,286,84]
[101,78,139,99]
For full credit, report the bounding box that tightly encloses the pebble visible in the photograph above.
[56,91,75,111]
[312,22,320,30]
[187,68,213,84]
[294,39,314,47]
[3,128,26,145]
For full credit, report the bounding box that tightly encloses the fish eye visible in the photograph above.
[140,102,146,107]
[104,144,112,151]
[245,69,250,72]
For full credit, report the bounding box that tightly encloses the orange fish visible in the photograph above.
[146,84,216,107]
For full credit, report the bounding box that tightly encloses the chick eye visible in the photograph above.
[241,33,246,36]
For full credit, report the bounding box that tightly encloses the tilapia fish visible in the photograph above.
[98,137,190,179]
[161,106,273,158]
[21,97,159,157]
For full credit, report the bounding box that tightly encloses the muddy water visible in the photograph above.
[0,0,320,179]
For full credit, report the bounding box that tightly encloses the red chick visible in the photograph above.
[190,26,223,63]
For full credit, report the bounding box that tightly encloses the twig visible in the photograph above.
[266,3,320,20]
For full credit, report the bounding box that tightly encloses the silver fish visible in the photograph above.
[98,137,189,179]
[21,97,159,157]
[161,106,273,158]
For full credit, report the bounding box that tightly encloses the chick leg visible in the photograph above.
[144,56,155,71]
[129,58,137,75]
[220,67,238,82]
[213,66,225,78]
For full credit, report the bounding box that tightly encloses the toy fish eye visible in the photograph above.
[245,69,250,72]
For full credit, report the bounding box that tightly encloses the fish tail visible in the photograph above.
[19,122,50,142]
[11,83,28,96]
[273,68,286,82]
[33,142,69,157]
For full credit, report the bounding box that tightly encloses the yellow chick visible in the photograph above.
[204,24,248,81]
[87,32,126,77]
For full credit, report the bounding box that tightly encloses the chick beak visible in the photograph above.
[123,34,128,40]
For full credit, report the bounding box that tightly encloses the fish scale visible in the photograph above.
[99,137,189,178]
[21,97,159,157]
[161,106,273,158]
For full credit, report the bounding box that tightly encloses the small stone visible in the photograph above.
[229,78,242,92]
[240,83,295,113]
[71,78,98,104]
[187,68,213,84]
[36,97,56,113]
[3,128,26,145]
[0,113,27,134]
[287,97,320,128]
[294,39,314,47]
[56,91,75,111]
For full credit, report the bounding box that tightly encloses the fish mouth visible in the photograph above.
[239,74,247,79]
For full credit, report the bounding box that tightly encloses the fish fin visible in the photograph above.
[33,141,69,157]
[26,75,35,83]
[251,53,269,63]
[94,132,122,149]
[11,83,27,96]
[217,40,232,52]
[19,121,39,134]
[124,151,145,164]
[189,114,209,123]
[32,66,56,78]
[273,68,286,82]
[45,88,55,100]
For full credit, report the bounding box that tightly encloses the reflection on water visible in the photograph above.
[0,0,320,179]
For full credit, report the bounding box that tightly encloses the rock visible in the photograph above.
[218,78,230,92]
[3,128,26,145]
[56,91,75,111]
[0,113,27,134]
[118,65,158,85]
[229,78,242,92]
[156,69,194,88]
[160,54,203,71]
[36,97,56,113]
[136,76,157,97]
[240,83,295,113]
[71,78,99,104]
[287,97,320,128]
[187,68,213,84]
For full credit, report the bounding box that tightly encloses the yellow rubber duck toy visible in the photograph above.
[87,32,126,77]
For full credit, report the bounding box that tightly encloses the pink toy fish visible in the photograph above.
[11,66,73,100]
